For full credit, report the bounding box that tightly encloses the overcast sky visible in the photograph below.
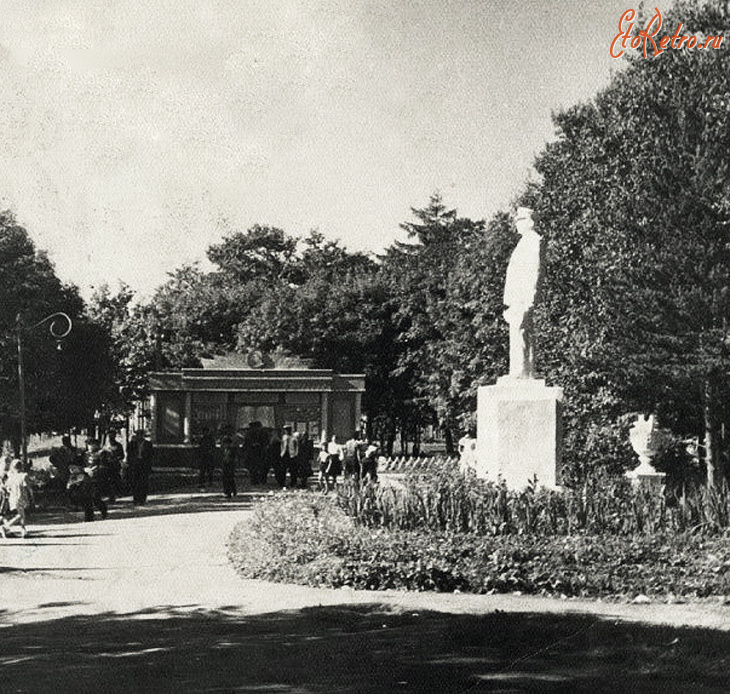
[0,0,675,299]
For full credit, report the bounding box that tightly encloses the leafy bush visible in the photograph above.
[227,493,358,585]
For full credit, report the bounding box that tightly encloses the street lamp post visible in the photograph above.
[16,311,73,464]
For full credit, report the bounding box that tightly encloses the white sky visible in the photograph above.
[0,0,676,299]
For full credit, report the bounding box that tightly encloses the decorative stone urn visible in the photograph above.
[626,414,666,486]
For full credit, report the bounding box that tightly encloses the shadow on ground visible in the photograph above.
[1,603,728,693]
[31,490,265,525]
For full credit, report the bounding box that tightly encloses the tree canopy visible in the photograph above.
[527,0,730,482]
[0,212,114,447]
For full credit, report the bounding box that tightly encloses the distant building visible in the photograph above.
[148,352,365,465]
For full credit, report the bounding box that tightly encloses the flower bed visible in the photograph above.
[228,492,730,599]
[340,459,730,536]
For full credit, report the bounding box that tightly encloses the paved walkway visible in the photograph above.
[3,490,730,692]
[2,489,729,631]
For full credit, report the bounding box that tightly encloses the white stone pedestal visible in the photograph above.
[475,377,563,489]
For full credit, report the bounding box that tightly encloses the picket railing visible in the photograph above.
[377,455,455,473]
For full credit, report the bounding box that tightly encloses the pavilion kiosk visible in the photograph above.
[147,352,365,466]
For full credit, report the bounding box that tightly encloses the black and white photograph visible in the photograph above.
[1,1,729,691]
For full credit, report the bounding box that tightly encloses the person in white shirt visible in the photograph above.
[278,426,299,488]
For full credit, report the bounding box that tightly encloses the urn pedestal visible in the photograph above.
[626,414,666,488]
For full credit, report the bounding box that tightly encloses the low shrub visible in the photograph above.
[227,493,358,585]
[228,492,730,598]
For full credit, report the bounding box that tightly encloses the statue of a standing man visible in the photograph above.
[503,207,545,379]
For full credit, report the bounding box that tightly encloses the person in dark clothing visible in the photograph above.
[244,421,269,485]
[84,437,117,503]
[104,429,125,500]
[85,438,116,503]
[220,430,239,499]
[49,435,78,492]
[66,463,103,521]
[267,430,281,486]
[127,429,154,505]
[196,427,216,490]
[343,431,364,479]
[361,442,380,483]
[296,432,314,488]
[71,439,108,521]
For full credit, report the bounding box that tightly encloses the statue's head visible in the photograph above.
[515,207,534,235]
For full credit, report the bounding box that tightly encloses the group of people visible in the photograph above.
[195,424,381,495]
[0,429,155,537]
[319,432,380,492]
[49,429,154,521]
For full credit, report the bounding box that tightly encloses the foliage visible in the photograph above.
[147,265,242,358]
[207,224,300,285]
[0,212,114,444]
[81,0,730,482]
[380,194,490,448]
[428,212,515,431]
[227,493,359,585]
[87,283,154,411]
[526,0,730,483]
[335,459,730,536]
[228,489,730,598]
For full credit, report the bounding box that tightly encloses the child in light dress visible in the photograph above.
[2,459,33,538]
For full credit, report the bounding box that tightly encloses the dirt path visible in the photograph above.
[2,491,730,692]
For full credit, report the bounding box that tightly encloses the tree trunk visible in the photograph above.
[704,377,718,489]
[385,418,396,457]
[412,425,421,457]
[444,426,455,456]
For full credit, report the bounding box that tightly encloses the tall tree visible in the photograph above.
[207,225,300,285]
[528,0,730,484]
[382,194,488,452]
[0,212,111,448]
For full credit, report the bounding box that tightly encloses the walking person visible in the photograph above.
[244,421,268,485]
[1,459,33,538]
[79,439,109,521]
[296,432,314,488]
[318,435,343,493]
[276,425,296,488]
[220,429,239,499]
[104,428,125,500]
[361,441,380,483]
[279,426,299,489]
[86,438,115,503]
[343,431,363,479]
[267,429,281,487]
[196,426,216,491]
[49,435,78,492]
[0,459,10,527]
[127,429,154,505]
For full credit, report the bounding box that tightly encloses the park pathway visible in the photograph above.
[2,489,729,630]
[1,490,378,624]
[2,489,730,692]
